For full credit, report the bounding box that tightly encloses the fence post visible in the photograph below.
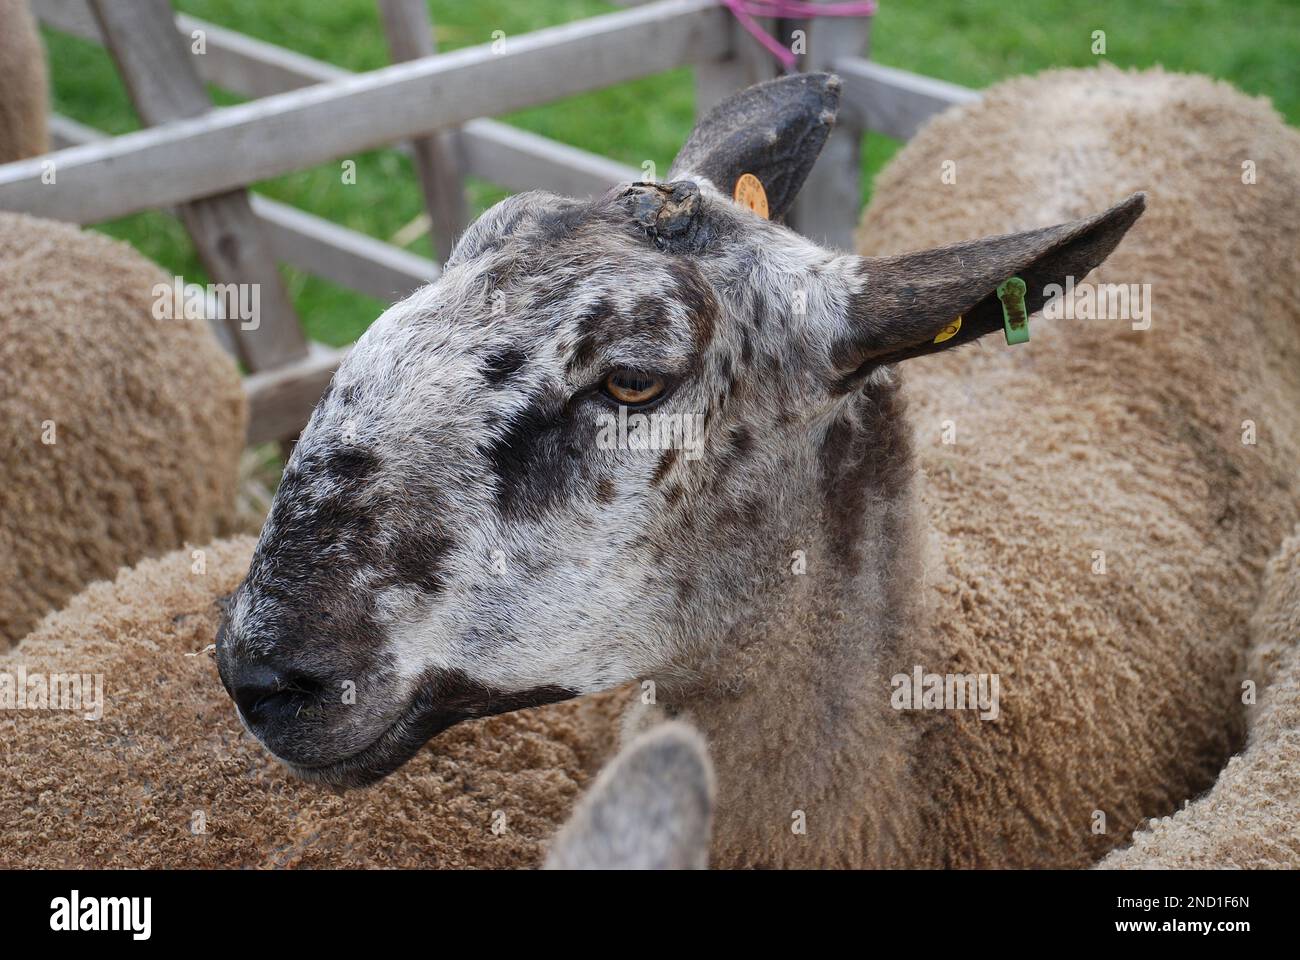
[376,0,469,262]
[788,3,871,250]
[87,0,309,373]
[693,12,781,127]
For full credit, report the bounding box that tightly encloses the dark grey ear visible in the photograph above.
[669,73,840,220]
[832,193,1147,381]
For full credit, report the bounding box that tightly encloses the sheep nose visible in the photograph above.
[228,663,320,732]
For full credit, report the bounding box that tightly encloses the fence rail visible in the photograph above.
[9,0,979,445]
[34,0,643,201]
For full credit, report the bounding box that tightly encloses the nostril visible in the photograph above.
[231,664,323,731]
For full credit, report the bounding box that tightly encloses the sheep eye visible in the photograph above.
[602,369,666,406]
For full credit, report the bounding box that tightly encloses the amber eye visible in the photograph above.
[603,369,666,406]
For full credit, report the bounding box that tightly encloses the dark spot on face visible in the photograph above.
[667,260,718,352]
[740,328,754,366]
[485,393,588,519]
[633,295,670,328]
[385,528,453,595]
[230,463,393,686]
[322,446,379,483]
[483,347,527,386]
[716,351,733,381]
[569,332,598,376]
[595,476,616,504]
[566,297,615,376]
[706,423,755,492]
[679,506,698,531]
[651,447,679,486]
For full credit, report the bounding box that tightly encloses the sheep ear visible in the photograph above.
[834,193,1146,379]
[544,722,715,870]
[669,73,840,220]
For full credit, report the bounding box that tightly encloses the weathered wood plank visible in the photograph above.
[249,195,439,301]
[459,119,638,195]
[693,11,779,121]
[833,56,980,141]
[45,113,230,357]
[244,341,349,446]
[51,111,420,445]
[49,112,440,301]
[87,0,307,372]
[34,0,642,199]
[788,4,872,250]
[377,0,468,261]
[47,112,107,151]
[181,16,351,97]
[30,0,98,39]
[5,0,730,222]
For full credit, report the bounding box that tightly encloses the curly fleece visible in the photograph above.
[0,212,246,646]
[1100,527,1300,868]
[851,66,1300,866]
[0,0,48,164]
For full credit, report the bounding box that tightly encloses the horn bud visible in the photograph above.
[618,180,705,250]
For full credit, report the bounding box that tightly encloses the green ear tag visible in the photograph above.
[998,276,1029,345]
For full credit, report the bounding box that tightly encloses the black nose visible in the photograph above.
[228,663,322,732]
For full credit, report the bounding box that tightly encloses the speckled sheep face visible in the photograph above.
[215,74,1145,787]
[217,177,869,784]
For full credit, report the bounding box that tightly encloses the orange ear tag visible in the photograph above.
[734,173,769,219]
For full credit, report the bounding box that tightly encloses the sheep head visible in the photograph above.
[216,73,1144,787]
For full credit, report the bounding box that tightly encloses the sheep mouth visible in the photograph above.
[284,671,578,789]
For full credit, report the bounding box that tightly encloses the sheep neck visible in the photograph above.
[665,381,937,867]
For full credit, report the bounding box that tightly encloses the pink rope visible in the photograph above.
[719,0,878,70]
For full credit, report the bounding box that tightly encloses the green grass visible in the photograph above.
[42,0,1299,347]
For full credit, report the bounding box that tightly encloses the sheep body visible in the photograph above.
[679,65,1300,868]
[0,5,246,647]
[1099,527,1300,869]
[834,65,1300,867]
[0,0,48,163]
[0,212,247,646]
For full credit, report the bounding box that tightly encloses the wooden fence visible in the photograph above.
[1,0,977,446]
